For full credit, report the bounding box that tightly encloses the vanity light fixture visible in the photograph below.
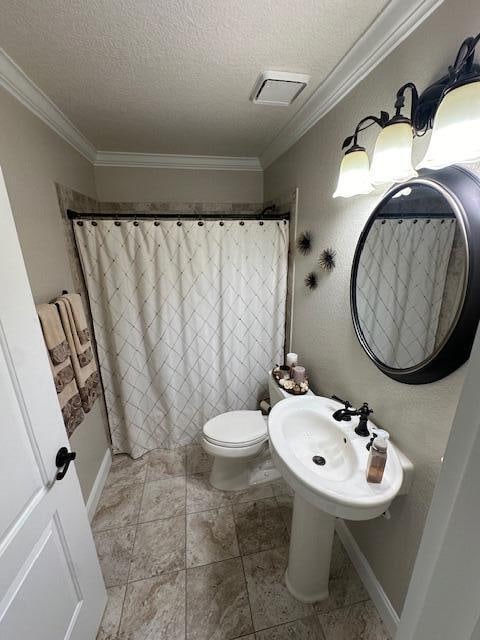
[370,83,418,185]
[418,35,480,169]
[333,112,389,198]
[333,34,480,197]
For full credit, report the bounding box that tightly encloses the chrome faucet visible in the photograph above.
[331,395,373,437]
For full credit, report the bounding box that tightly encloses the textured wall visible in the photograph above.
[95,166,263,203]
[264,0,477,614]
[0,87,110,502]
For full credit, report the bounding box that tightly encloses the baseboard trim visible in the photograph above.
[335,519,400,637]
[86,447,112,522]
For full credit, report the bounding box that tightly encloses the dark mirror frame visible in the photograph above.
[351,166,480,384]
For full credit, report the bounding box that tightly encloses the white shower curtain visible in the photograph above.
[74,218,288,458]
[356,218,456,369]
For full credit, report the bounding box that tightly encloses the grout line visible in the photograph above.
[239,550,255,636]
[116,469,148,633]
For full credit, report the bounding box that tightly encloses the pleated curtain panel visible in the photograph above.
[74,218,289,458]
[356,217,456,368]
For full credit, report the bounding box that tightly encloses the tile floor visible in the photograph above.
[93,445,391,640]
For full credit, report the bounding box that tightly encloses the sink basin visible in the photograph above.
[269,395,403,520]
[268,394,407,603]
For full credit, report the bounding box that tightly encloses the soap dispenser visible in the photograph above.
[366,437,388,484]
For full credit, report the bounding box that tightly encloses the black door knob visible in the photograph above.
[55,446,76,481]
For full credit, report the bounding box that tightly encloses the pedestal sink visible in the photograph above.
[268,395,405,603]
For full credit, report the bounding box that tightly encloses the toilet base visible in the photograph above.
[208,452,282,491]
[209,457,250,491]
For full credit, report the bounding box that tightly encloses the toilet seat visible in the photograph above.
[203,410,267,448]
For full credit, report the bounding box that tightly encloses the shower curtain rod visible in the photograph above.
[377,212,455,220]
[66,207,290,221]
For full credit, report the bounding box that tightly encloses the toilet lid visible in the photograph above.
[203,410,267,447]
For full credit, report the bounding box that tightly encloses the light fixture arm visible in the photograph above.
[449,34,480,82]
[342,111,390,150]
[394,82,419,121]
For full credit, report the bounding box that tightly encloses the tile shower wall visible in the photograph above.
[55,184,111,500]
[93,449,390,640]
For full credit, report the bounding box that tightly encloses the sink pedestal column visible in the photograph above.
[285,493,334,603]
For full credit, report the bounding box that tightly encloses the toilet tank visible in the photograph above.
[268,373,288,406]
[268,370,315,406]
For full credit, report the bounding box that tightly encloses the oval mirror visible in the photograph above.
[351,166,480,384]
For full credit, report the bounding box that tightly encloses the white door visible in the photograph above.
[0,168,107,640]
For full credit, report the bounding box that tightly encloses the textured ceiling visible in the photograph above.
[0,0,388,156]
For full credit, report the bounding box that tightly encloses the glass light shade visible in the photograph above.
[370,122,417,185]
[332,148,373,198]
[417,80,480,170]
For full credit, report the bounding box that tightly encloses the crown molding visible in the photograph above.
[0,48,96,162]
[0,0,443,172]
[260,0,445,168]
[94,151,263,171]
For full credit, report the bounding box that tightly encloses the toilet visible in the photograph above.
[201,371,314,490]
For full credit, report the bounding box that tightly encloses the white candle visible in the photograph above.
[286,352,298,368]
[292,365,306,384]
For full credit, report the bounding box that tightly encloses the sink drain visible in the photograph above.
[312,455,326,466]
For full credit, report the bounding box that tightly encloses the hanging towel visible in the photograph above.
[60,293,94,366]
[56,296,100,413]
[36,302,70,365]
[36,303,84,436]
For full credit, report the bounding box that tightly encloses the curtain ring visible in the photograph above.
[114,220,121,226]
[398,220,403,224]
[133,220,139,226]
[154,220,160,226]
[77,221,83,226]
[177,220,182,226]
[259,220,264,226]
[198,220,204,226]
[426,219,431,224]
[219,221,224,226]
[91,220,97,226]
[239,220,244,226]
[413,219,418,224]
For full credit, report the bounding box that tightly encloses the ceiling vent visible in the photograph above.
[250,71,310,106]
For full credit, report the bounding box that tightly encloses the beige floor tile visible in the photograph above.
[96,585,126,640]
[186,558,253,640]
[186,444,213,475]
[318,600,391,640]
[139,476,186,522]
[275,495,293,535]
[186,507,239,568]
[105,454,147,488]
[186,473,274,513]
[271,478,294,497]
[329,535,352,579]
[146,447,186,481]
[256,615,325,639]
[94,525,136,587]
[129,515,186,581]
[242,546,315,631]
[314,564,369,614]
[92,483,143,532]
[118,571,186,640]
[233,498,288,555]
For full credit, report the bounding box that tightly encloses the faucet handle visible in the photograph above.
[331,394,352,409]
[358,402,373,416]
